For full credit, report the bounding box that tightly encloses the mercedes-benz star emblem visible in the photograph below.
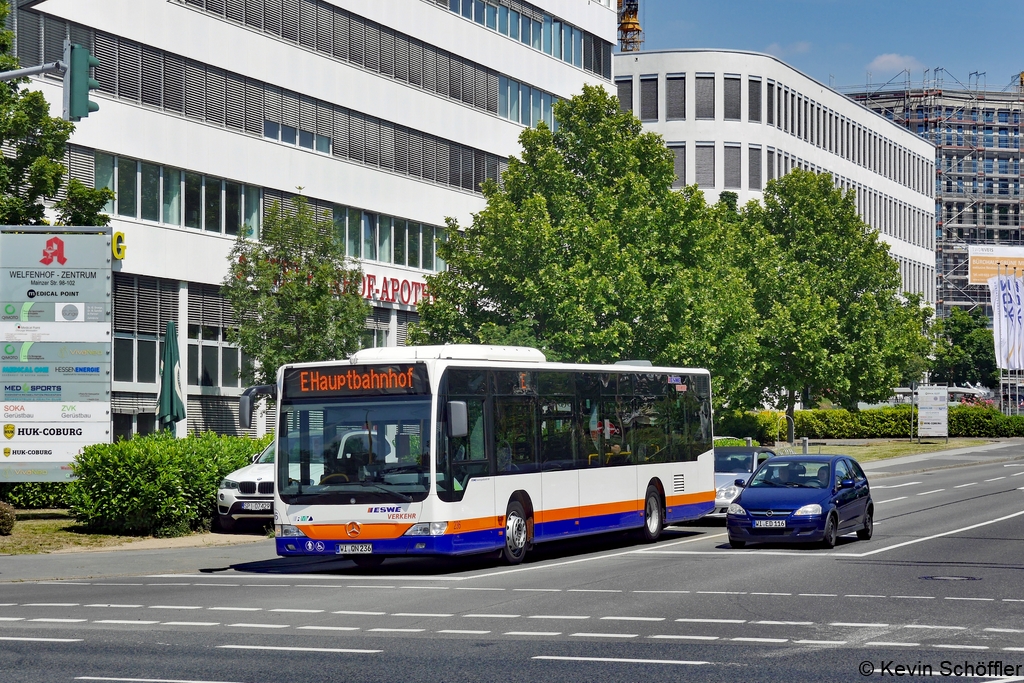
[346,521,361,538]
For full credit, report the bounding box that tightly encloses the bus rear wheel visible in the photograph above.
[639,485,664,542]
[501,501,529,565]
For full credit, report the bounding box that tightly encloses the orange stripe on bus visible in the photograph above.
[666,491,715,507]
[579,499,641,518]
[297,523,414,540]
[446,516,503,535]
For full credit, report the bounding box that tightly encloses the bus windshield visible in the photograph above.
[278,396,432,504]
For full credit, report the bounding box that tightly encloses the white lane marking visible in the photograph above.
[917,489,945,496]
[0,617,24,621]
[1014,471,1024,476]
[749,592,792,596]
[0,636,82,642]
[891,596,934,600]
[392,612,453,618]
[794,640,847,645]
[872,481,921,489]
[368,628,424,633]
[191,583,240,587]
[754,621,814,626]
[227,623,289,629]
[697,591,746,595]
[400,586,449,590]
[853,509,1024,557]
[528,615,590,620]
[1004,647,1024,652]
[85,604,142,608]
[270,609,323,614]
[217,645,381,653]
[208,607,261,612]
[677,618,745,624]
[985,477,1006,482]
[568,589,622,593]
[148,606,203,610]
[832,622,889,627]
[845,594,885,599]
[454,588,505,591]
[633,590,691,594]
[75,678,242,683]
[473,534,725,579]
[985,628,1024,633]
[601,616,665,622]
[1005,464,1024,467]
[297,626,360,631]
[0,603,15,606]
[570,632,638,638]
[463,614,520,619]
[532,656,709,665]
[34,582,89,585]
[23,603,79,607]
[345,585,395,589]
[732,637,787,643]
[505,631,561,636]
[1003,599,1024,602]
[935,644,989,650]
[93,620,160,625]
[146,583,191,586]
[247,585,290,588]
[438,629,491,635]
[160,622,219,626]
[954,483,977,489]
[29,618,87,623]
[649,634,719,640]
[865,641,919,647]
[799,593,838,597]
[903,625,966,630]
[333,610,386,615]
[945,597,994,602]
[876,497,907,504]
[513,588,561,592]
[98,584,145,587]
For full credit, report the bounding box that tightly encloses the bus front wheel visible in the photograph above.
[502,501,529,565]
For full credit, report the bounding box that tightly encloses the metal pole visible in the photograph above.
[0,60,65,82]
[801,436,808,454]
[745,437,752,448]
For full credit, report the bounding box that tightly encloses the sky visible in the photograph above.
[637,1,1024,93]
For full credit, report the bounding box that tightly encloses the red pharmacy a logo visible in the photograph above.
[40,237,67,266]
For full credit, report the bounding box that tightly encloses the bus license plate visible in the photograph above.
[753,520,786,528]
[240,502,272,511]
[337,544,372,555]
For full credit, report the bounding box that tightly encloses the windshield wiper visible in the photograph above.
[359,482,413,502]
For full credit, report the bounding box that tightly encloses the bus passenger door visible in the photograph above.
[538,399,579,540]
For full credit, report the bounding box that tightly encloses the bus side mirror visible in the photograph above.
[239,384,277,430]
[448,401,468,438]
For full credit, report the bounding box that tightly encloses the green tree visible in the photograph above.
[222,196,369,385]
[741,169,928,417]
[414,85,756,396]
[0,2,112,226]
[932,307,997,388]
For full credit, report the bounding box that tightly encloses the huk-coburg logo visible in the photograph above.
[3,424,14,439]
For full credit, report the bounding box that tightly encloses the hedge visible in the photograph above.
[0,501,14,536]
[716,405,1024,442]
[67,431,271,537]
[0,483,70,509]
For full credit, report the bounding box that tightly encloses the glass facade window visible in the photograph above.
[95,152,115,213]
[140,162,160,222]
[378,216,392,264]
[184,172,202,229]
[362,212,377,261]
[163,168,181,225]
[204,177,221,233]
[117,158,137,218]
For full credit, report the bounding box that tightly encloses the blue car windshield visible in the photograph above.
[748,460,831,489]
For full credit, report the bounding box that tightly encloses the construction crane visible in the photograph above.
[617,0,643,52]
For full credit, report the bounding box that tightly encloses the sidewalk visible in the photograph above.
[860,439,1024,476]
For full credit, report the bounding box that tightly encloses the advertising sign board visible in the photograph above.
[967,245,1024,285]
[0,231,111,482]
[917,385,949,438]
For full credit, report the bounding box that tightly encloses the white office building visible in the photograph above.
[614,49,937,305]
[11,0,616,437]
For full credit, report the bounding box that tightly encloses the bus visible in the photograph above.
[239,345,715,566]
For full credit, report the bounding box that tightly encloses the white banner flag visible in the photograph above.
[989,274,1024,370]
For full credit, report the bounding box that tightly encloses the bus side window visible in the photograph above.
[494,396,537,474]
[442,398,487,502]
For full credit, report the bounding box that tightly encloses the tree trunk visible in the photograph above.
[786,388,796,443]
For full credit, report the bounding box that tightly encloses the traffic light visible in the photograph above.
[63,43,100,121]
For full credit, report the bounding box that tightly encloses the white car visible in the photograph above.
[217,442,275,532]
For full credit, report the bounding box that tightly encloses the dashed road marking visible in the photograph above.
[270,609,323,613]
[0,636,82,642]
[463,614,520,619]
[601,616,665,622]
[528,615,590,620]
[954,483,977,489]
[92,620,159,625]
[570,632,638,638]
[649,634,718,640]
[296,626,359,631]
[676,618,745,624]
[161,622,219,626]
[29,618,87,623]
[845,594,885,599]
[505,631,561,636]
[148,606,203,610]
[984,477,1006,482]
[985,628,1024,633]
[935,644,988,650]
[891,596,934,600]
[23,603,78,607]
[794,639,847,645]
[876,497,907,504]
[904,625,966,630]
[217,645,381,653]
[227,623,289,629]
[832,622,888,628]
[438,629,491,635]
[917,489,945,496]
[733,637,787,643]
[865,641,918,647]
[945,597,994,602]
[532,655,709,665]
[333,610,385,615]
[392,613,453,618]
[85,604,142,609]
[209,607,261,612]
[873,482,921,489]
[754,621,813,626]
[368,628,424,633]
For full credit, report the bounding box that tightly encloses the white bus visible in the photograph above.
[240,345,715,566]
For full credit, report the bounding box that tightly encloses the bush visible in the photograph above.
[0,501,14,536]
[67,431,271,537]
[0,482,70,509]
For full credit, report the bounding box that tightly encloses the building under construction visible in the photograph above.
[851,73,1024,318]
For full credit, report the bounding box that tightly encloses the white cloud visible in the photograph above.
[765,41,812,58]
[866,53,924,75]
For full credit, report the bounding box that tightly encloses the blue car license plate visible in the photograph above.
[753,520,785,528]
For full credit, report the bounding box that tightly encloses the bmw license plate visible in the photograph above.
[240,502,272,511]
[337,544,373,554]
[753,519,786,528]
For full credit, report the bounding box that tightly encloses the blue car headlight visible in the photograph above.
[794,503,822,516]
[727,503,746,516]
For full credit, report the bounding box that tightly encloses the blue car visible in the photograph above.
[726,455,873,549]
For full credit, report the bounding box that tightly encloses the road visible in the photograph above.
[2,444,1023,683]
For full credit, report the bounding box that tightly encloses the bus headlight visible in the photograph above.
[275,524,306,538]
[404,522,448,536]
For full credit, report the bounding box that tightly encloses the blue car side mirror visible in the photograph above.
[840,478,855,489]
[734,478,746,487]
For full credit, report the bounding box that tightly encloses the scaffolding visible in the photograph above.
[617,0,642,52]
[847,70,1024,319]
